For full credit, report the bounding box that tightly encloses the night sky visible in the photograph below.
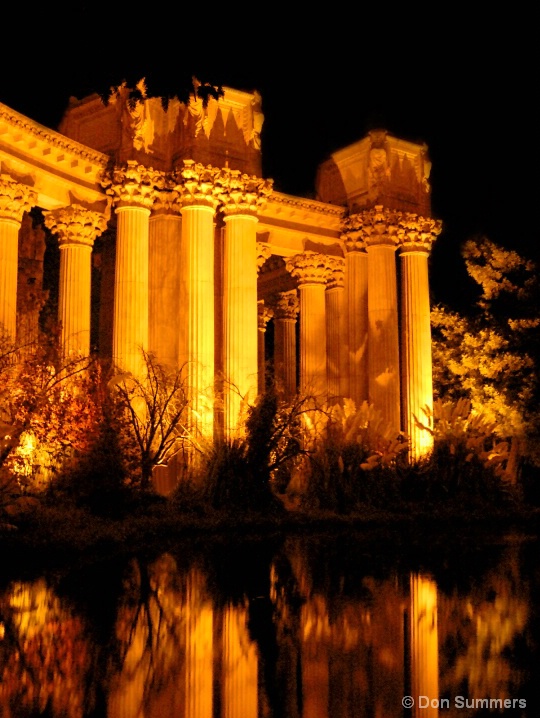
[2,6,536,311]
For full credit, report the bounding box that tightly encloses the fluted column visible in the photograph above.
[257,301,273,394]
[341,220,368,405]
[149,191,182,369]
[0,175,36,342]
[271,290,299,399]
[103,161,161,377]
[325,256,345,402]
[44,204,109,357]
[221,173,272,437]
[399,216,442,459]
[410,574,439,718]
[286,252,331,401]
[363,206,401,435]
[173,161,221,445]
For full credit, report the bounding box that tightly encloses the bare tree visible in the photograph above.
[109,351,190,489]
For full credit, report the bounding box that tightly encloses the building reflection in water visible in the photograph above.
[0,535,533,717]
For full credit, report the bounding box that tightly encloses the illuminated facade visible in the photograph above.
[0,84,441,458]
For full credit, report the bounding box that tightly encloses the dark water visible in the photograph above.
[0,527,538,717]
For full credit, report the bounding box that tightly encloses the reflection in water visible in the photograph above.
[0,533,535,717]
[410,574,439,718]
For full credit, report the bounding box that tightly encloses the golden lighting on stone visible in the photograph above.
[0,86,440,462]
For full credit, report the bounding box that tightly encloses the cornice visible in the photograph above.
[266,191,346,218]
[0,102,108,171]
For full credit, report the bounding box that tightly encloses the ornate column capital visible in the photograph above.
[172,160,222,211]
[351,205,403,248]
[286,251,334,286]
[341,215,367,254]
[326,255,345,289]
[256,242,271,271]
[257,300,274,330]
[219,169,273,216]
[102,160,163,210]
[151,189,182,216]
[397,214,443,253]
[271,290,299,321]
[43,204,109,247]
[0,174,36,222]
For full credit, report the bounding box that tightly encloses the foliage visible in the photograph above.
[203,387,305,513]
[109,351,191,490]
[407,398,517,505]
[0,329,99,496]
[303,399,408,512]
[431,236,540,469]
[101,75,224,112]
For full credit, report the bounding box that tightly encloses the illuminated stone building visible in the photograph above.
[0,83,441,459]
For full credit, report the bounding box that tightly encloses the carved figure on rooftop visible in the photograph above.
[368,129,390,201]
[250,90,264,150]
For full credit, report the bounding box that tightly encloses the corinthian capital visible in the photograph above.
[172,160,222,210]
[341,214,367,253]
[44,204,109,247]
[219,168,274,215]
[286,251,334,286]
[271,290,299,320]
[256,242,272,271]
[326,255,345,288]
[397,214,443,253]
[152,189,182,215]
[360,205,402,247]
[102,160,163,209]
[0,175,36,222]
[257,300,274,330]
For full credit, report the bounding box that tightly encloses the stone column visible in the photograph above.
[410,574,439,718]
[398,215,442,460]
[325,256,345,403]
[221,172,272,438]
[148,191,182,370]
[173,161,221,445]
[286,252,331,401]
[0,175,35,342]
[272,290,299,399]
[257,301,273,394]
[44,204,109,357]
[103,161,161,377]
[341,220,369,406]
[364,206,401,436]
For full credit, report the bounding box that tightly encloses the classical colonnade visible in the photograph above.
[0,162,440,458]
[261,207,441,458]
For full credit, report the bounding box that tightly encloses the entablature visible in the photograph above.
[0,102,108,209]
